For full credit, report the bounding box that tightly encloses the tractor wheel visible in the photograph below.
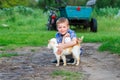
[47,24,52,31]
[90,18,97,32]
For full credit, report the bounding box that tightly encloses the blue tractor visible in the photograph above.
[46,0,97,32]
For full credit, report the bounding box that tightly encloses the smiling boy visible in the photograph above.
[51,17,78,63]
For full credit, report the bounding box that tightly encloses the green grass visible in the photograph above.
[51,70,83,80]
[0,52,18,58]
[0,7,120,55]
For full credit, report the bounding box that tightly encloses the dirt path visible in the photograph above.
[0,43,120,80]
[81,43,120,80]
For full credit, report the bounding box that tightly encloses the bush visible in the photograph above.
[96,0,120,8]
[93,7,119,17]
[0,6,34,16]
[0,0,30,8]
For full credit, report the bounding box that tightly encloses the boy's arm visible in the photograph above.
[62,33,69,43]
[58,37,77,49]
[57,35,66,55]
[62,37,65,44]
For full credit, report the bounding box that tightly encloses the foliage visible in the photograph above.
[0,0,29,8]
[96,0,120,8]
[0,0,38,8]
[38,0,120,9]
[0,6,120,55]
[38,0,87,10]
[1,0,120,9]
[0,6,34,16]
[93,7,119,17]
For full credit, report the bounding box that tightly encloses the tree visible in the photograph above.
[38,0,87,9]
[96,0,120,8]
[0,0,33,8]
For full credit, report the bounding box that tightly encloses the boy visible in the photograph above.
[52,17,78,63]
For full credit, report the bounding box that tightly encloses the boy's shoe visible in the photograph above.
[67,58,74,63]
[51,59,63,63]
[80,48,83,55]
[51,59,74,63]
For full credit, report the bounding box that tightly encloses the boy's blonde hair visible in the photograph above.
[56,17,69,26]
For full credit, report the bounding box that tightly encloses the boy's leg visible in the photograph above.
[66,54,74,63]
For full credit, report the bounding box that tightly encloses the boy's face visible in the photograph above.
[57,22,69,35]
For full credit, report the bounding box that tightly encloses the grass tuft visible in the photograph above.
[0,52,18,58]
[52,70,83,80]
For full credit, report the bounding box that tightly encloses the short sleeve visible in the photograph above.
[68,29,76,39]
[55,33,62,43]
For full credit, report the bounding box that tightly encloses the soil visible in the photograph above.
[0,43,120,80]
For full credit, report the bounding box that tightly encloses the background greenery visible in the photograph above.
[0,6,120,55]
[0,0,120,55]
[1,0,120,9]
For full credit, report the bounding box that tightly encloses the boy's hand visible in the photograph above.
[57,49,62,55]
[57,44,64,55]
[64,33,70,37]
